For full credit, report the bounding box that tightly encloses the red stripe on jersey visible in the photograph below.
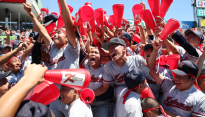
[193,111,205,115]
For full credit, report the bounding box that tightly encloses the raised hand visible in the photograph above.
[5,26,10,36]
[23,3,32,14]
[152,39,162,50]
[155,16,166,28]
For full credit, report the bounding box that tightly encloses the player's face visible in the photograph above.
[53,29,68,46]
[144,48,153,61]
[109,44,126,62]
[174,74,194,91]
[0,78,9,98]
[60,86,76,105]
[88,48,102,68]
[187,33,200,47]
[7,58,21,74]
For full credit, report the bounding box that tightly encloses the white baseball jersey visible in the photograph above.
[126,47,136,56]
[182,48,202,63]
[6,70,24,84]
[67,98,93,117]
[114,86,143,117]
[103,55,147,86]
[48,41,80,70]
[147,65,174,99]
[82,59,103,90]
[160,77,205,117]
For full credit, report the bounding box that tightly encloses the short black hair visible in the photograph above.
[141,97,160,115]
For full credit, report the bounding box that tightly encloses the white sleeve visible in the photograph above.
[48,41,55,55]
[126,101,143,117]
[192,95,205,116]
[135,55,147,66]
[103,64,114,83]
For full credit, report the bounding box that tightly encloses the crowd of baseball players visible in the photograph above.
[0,0,205,117]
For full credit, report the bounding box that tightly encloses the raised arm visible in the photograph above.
[23,3,51,49]
[59,0,78,47]
[0,64,47,117]
[148,39,164,84]
[5,26,10,45]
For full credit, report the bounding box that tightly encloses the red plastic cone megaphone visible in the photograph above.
[160,0,173,18]
[141,9,156,31]
[133,34,141,43]
[108,15,115,26]
[84,2,92,7]
[44,69,91,90]
[132,4,143,24]
[57,15,64,29]
[80,88,95,104]
[122,18,127,27]
[135,26,140,33]
[41,8,49,17]
[24,80,60,105]
[159,18,180,40]
[141,87,155,99]
[80,22,88,36]
[74,6,94,26]
[95,8,104,27]
[112,4,124,28]
[45,23,56,34]
[104,10,107,14]
[166,54,180,70]
[88,17,96,33]
[148,0,154,12]
[104,15,114,31]
[152,0,160,18]
[51,12,58,18]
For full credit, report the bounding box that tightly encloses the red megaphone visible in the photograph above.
[51,12,58,18]
[44,69,91,90]
[112,4,124,28]
[135,26,140,33]
[45,23,56,34]
[148,0,154,12]
[74,5,94,26]
[152,0,160,19]
[159,18,180,40]
[95,8,104,27]
[41,8,49,17]
[108,15,115,26]
[80,88,95,104]
[141,9,156,31]
[24,80,60,105]
[166,54,180,78]
[88,17,96,33]
[104,15,114,31]
[141,87,155,99]
[84,2,92,7]
[57,15,64,29]
[160,0,173,18]
[132,4,143,24]
[133,34,141,43]
[80,22,88,36]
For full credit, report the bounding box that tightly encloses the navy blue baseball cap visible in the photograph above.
[125,66,150,89]
[44,14,58,27]
[123,32,132,43]
[172,60,198,77]
[29,31,39,41]
[15,100,52,117]
[185,29,204,44]
[102,37,126,50]
[13,40,22,50]
[144,44,153,51]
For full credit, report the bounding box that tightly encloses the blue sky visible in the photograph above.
[41,0,194,21]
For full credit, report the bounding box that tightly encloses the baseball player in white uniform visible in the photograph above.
[24,0,80,116]
[114,66,150,117]
[94,37,147,97]
[148,39,205,117]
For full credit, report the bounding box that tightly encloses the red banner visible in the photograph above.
[0,0,26,3]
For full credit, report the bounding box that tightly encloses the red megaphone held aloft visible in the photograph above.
[45,23,56,34]
[80,88,95,104]
[88,17,96,33]
[141,87,155,99]
[153,0,160,19]
[112,4,124,28]
[51,12,58,18]
[84,2,92,7]
[160,0,173,18]
[74,5,94,26]
[24,80,60,105]
[166,54,180,70]
[104,15,114,31]
[108,15,115,26]
[159,18,180,40]
[141,9,156,31]
[41,8,49,17]
[80,22,88,36]
[44,69,91,90]
[148,0,154,12]
[95,8,104,27]
[57,15,64,29]
[133,34,141,43]
[132,4,143,24]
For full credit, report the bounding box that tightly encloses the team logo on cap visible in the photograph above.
[179,63,184,68]
[63,74,83,83]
